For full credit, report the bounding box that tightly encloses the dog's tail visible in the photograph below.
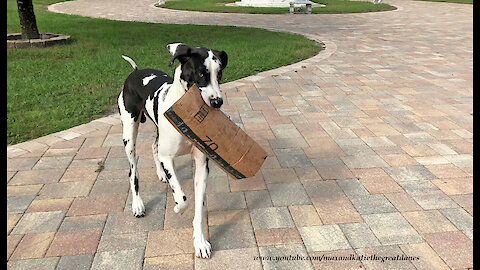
[122,55,138,70]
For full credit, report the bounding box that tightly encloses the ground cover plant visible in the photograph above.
[7,0,320,144]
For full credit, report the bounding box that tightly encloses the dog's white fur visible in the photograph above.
[117,43,225,258]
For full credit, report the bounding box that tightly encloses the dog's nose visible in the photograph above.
[210,97,223,109]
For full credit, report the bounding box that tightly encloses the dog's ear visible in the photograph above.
[167,43,192,67]
[213,50,228,70]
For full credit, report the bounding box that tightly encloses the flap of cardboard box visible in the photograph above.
[164,85,267,179]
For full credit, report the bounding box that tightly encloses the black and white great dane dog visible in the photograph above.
[118,43,228,259]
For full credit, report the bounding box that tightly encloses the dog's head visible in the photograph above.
[167,43,228,109]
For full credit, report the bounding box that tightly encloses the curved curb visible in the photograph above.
[7,33,71,49]
[222,37,336,87]
[149,2,402,14]
[48,0,402,24]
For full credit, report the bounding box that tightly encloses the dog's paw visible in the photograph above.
[132,196,145,218]
[173,199,188,214]
[194,234,211,259]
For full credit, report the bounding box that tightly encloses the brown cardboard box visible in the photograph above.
[164,85,267,179]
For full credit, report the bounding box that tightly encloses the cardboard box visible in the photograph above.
[164,85,267,179]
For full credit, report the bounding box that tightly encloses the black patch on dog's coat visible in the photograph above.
[134,176,139,194]
[153,93,159,124]
[122,69,173,123]
[160,162,172,180]
[168,44,192,67]
[162,88,169,101]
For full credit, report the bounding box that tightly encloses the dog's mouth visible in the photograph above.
[198,86,223,109]
[209,97,223,109]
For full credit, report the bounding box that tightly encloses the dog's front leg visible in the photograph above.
[158,156,189,214]
[192,147,211,259]
[152,129,167,183]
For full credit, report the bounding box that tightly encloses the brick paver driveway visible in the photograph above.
[7,0,472,269]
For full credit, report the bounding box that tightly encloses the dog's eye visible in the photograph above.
[199,73,204,78]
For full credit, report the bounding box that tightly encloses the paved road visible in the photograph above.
[8,0,472,269]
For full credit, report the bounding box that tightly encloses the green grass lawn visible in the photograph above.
[7,0,320,145]
[161,0,396,14]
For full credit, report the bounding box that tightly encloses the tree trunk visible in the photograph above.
[17,0,40,40]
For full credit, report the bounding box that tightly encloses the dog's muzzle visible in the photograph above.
[209,97,223,109]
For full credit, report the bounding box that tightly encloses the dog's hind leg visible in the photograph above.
[118,92,145,217]
[192,147,211,258]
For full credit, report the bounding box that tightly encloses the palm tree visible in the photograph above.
[17,0,40,39]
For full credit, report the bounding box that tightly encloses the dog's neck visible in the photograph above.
[172,65,189,93]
